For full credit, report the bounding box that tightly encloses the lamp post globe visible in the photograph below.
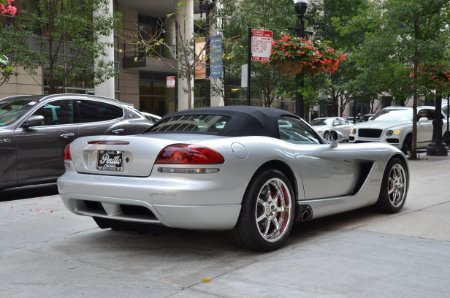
[293,0,308,37]
[200,0,215,15]
[293,0,309,17]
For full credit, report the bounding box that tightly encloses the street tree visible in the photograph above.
[0,55,13,86]
[355,0,450,159]
[306,0,374,117]
[0,0,18,86]
[221,0,298,107]
[0,0,118,94]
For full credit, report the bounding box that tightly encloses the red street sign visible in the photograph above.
[251,29,273,62]
[166,76,176,88]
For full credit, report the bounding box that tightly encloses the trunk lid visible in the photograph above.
[69,133,221,177]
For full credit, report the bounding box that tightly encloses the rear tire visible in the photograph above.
[401,134,412,155]
[225,169,295,251]
[375,158,408,213]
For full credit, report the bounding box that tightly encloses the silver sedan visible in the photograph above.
[58,106,409,251]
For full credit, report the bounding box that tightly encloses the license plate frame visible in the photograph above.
[97,150,124,172]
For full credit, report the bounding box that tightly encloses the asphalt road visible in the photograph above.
[1,156,450,298]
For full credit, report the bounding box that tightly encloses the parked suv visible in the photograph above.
[0,94,153,190]
[349,106,447,154]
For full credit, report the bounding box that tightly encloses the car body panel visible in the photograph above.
[58,106,406,231]
[0,94,153,190]
[0,128,16,186]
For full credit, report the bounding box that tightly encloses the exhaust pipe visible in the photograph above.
[301,209,311,221]
[296,205,313,222]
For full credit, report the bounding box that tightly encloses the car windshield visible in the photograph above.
[148,114,231,134]
[310,118,332,126]
[371,109,412,121]
[0,96,43,127]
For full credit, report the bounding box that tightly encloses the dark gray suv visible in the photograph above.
[0,94,153,190]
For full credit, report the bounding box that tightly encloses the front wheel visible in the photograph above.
[225,169,295,251]
[375,158,409,213]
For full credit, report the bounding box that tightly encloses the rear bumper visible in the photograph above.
[57,172,242,230]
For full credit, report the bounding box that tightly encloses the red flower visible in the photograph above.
[0,0,17,16]
[281,35,290,42]
[269,34,346,75]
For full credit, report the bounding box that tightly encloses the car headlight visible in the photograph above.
[386,129,401,137]
[351,128,357,134]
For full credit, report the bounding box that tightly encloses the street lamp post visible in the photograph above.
[293,0,308,119]
[199,0,216,107]
[426,94,448,156]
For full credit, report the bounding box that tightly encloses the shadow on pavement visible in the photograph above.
[0,183,58,202]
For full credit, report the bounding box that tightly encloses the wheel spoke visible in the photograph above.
[257,198,266,206]
[271,217,280,234]
[263,219,271,236]
[256,214,266,223]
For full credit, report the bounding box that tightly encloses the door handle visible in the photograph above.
[112,128,125,134]
[60,133,75,139]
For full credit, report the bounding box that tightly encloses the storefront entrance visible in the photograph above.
[139,72,176,117]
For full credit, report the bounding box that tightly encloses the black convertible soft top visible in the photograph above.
[156,106,301,138]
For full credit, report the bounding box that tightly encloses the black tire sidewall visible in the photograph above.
[238,169,295,251]
[376,158,409,213]
[402,134,412,154]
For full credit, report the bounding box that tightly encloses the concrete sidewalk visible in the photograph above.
[1,157,450,298]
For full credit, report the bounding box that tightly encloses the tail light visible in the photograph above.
[64,144,72,161]
[156,144,224,164]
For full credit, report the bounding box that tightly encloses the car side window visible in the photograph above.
[278,116,323,144]
[76,100,123,123]
[417,109,428,120]
[32,100,75,126]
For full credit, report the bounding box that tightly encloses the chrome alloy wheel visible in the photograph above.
[255,178,293,242]
[387,163,407,207]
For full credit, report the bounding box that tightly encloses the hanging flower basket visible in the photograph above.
[277,60,305,76]
[270,35,346,76]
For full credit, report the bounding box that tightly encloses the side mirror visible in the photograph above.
[329,130,344,148]
[22,115,44,129]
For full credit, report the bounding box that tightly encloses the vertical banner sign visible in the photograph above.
[251,29,273,62]
[195,39,207,79]
[166,76,176,88]
[241,64,248,88]
[210,35,223,79]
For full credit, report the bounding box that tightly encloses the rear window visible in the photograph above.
[77,100,123,123]
[149,114,231,134]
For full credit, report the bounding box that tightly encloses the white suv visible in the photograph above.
[349,106,448,154]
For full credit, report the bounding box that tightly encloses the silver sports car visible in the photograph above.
[57,106,409,251]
